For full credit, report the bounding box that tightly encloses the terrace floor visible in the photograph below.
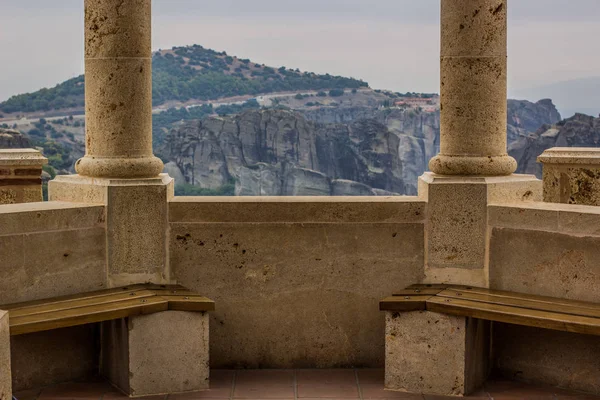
[14,369,600,400]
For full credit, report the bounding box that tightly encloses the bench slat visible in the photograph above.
[439,287,600,313]
[2,284,185,311]
[426,297,600,336]
[437,289,600,319]
[379,295,431,311]
[160,295,215,312]
[10,297,169,336]
[392,288,446,296]
[9,290,157,318]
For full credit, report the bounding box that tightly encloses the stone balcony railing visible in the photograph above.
[1,0,600,397]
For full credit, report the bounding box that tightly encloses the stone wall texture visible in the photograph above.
[169,197,425,368]
[0,202,107,391]
[488,202,600,394]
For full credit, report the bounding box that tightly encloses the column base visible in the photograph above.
[0,311,11,400]
[75,155,164,179]
[385,311,490,396]
[429,154,517,176]
[418,172,541,287]
[101,311,210,397]
[48,174,174,286]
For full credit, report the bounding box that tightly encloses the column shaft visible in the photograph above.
[430,0,517,176]
[77,0,163,178]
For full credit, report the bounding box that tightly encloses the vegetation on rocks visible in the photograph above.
[0,45,368,114]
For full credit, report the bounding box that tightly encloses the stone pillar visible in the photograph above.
[538,148,600,206]
[385,311,490,396]
[49,0,173,287]
[76,0,163,179]
[0,149,47,204]
[419,1,541,287]
[0,311,11,400]
[430,0,517,176]
[100,311,209,396]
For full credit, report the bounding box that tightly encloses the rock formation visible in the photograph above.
[164,99,563,196]
[164,109,404,196]
[510,113,600,177]
[0,128,32,149]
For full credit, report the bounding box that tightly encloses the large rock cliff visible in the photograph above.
[163,99,562,195]
[510,113,600,177]
[164,109,404,196]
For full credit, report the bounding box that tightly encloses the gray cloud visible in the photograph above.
[1,1,599,104]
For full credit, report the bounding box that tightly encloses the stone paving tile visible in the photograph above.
[37,381,113,400]
[361,384,423,399]
[297,383,360,398]
[297,369,358,385]
[484,378,559,400]
[356,369,385,385]
[13,370,600,400]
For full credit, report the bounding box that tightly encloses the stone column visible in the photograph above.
[76,0,163,179]
[538,147,600,206]
[0,149,47,204]
[430,0,517,176]
[418,0,541,287]
[50,0,173,287]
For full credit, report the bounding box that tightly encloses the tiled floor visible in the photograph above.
[15,369,600,400]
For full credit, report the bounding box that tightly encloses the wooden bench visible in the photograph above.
[380,283,600,336]
[379,284,600,396]
[1,284,215,397]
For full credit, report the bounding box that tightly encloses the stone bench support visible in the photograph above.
[101,311,209,397]
[0,311,11,400]
[385,311,490,396]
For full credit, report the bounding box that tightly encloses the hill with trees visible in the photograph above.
[0,45,368,114]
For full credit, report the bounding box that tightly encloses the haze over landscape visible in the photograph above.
[1,0,599,117]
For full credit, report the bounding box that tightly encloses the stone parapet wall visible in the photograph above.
[0,149,47,205]
[0,201,107,391]
[168,196,426,368]
[538,147,600,206]
[488,201,600,393]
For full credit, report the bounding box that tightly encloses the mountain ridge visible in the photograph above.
[0,44,367,115]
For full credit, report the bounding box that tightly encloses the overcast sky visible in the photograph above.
[1,0,599,107]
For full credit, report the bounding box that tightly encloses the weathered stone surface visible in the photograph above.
[163,161,186,185]
[494,323,600,395]
[101,311,209,396]
[0,311,11,400]
[0,202,106,392]
[488,203,600,394]
[0,149,48,204]
[161,99,559,196]
[0,128,31,149]
[385,311,489,396]
[0,219,106,305]
[488,202,600,236]
[11,326,98,392]
[420,173,541,287]
[490,227,600,303]
[0,202,105,236]
[49,174,173,287]
[169,196,425,224]
[78,0,163,178]
[538,147,600,206]
[170,222,424,368]
[510,113,599,178]
[431,0,517,176]
[164,109,404,195]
